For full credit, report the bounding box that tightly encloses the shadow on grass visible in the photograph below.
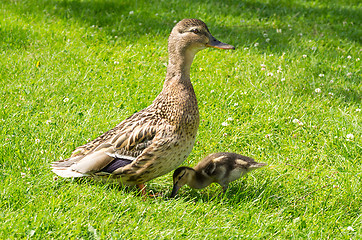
[166,177,291,211]
[6,0,360,47]
[334,87,362,103]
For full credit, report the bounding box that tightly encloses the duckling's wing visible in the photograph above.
[202,161,217,176]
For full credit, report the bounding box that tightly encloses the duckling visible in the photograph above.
[170,152,266,197]
[51,19,234,195]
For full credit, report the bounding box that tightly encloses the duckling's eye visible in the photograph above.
[191,29,200,34]
[179,171,186,180]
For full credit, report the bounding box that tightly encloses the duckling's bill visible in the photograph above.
[170,183,181,198]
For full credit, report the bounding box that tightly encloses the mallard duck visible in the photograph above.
[51,19,234,195]
[170,152,266,197]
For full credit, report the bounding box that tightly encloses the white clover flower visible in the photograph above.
[312,47,317,51]
[114,36,118,38]
[227,117,233,121]
[210,90,215,93]
[244,47,249,50]
[112,29,116,32]
[346,134,354,140]
[328,92,334,96]
[254,42,259,47]
[356,108,361,112]
[129,11,134,15]
[35,139,40,143]
[234,103,239,107]
[269,54,274,57]
[114,61,119,64]
[263,33,268,37]
[265,134,272,138]
[319,74,324,77]
[303,54,307,58]
[63,98,69,102]
[315,88,321,93]
[347,55,352,59]
[221,121,229,126]
[45,120,51,124]
[261,67,266,71]
[292,119,304,126]
[276,29,282,33]
[267,72,274,76]
[298,33,303,36]
[155,13,159,16]
[330,80,334,83]
[281,78,285,81]
[346,226,355,231]
[260,64,266,68]
[356,58,360,61]
[139,23,142,26]
[265,38,270,42]
[347,72,352,77]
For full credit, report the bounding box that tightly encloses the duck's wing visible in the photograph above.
[51,110,167,177]
[69,110,154,157]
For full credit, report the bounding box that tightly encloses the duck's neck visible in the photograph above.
[163,44,199,89]
[187,169,213,189]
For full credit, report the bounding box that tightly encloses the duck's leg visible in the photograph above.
[222,184,229,194]
[137,183,162,197]
[137,183,147,196]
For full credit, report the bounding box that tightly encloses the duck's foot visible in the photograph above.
[137,184,162,198]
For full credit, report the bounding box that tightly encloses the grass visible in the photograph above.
[1,0,361,238]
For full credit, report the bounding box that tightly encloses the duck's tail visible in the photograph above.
[51,167,87,178]
[51,155,88,178]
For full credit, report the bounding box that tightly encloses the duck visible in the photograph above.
[51,19,235,195]
[170,152,266,197]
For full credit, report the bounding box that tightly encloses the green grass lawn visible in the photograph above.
[1,0,361,238]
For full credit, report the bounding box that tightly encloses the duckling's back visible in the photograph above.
[194,152,266,187]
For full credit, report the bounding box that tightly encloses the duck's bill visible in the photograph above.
[206,37,235,50]
[170,184,181,198]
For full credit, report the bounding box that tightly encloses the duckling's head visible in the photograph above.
[170,166,195,198]
[168,19,234,56]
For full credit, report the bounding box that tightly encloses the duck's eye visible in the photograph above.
[191,29,200,34]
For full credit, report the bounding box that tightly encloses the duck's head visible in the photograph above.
[168,19,235,56]
[170,166,195,198]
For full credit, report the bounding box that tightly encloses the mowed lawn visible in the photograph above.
[1,0,361,238]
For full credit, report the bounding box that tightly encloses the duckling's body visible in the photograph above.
[51,19,234,193]
[171,152,266,197]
